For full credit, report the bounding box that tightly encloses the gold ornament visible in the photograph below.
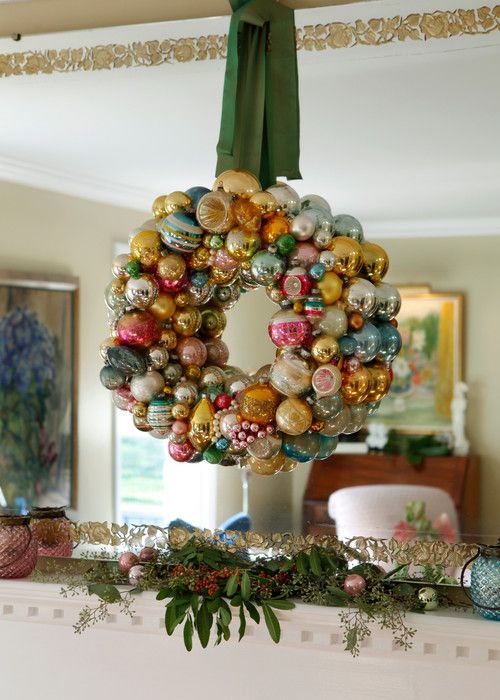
[361,242,389,282]
[188,246,211,270]
[209,267,238,285]
[225,228,261,261]
[174,291,191,307]
[133,414,152,432]
[163,191,192,216]
[231,197,262,233]
[212,169,261,198]
[172,306,202,336]
[152,194,168,219]
[329,236,363,278]
[157,253,186,281]
[188,397,215,451]
[341,367,371,404]
[239,383,281,425]
[196,190,235,234]
[366,364,391,402]
[247,451,285,476]
[132,402,148,419]
[260,213,290,245]
[130,230,162,268]
[275,397,313,435]
[249,191,279,216]
[266,286,286,304]
[200,306,227,338]
[280,457,299,473]
[311,335,340,364]
[149,292,176,321]
[172,403,190,420]
[159,329,178,350]
[185,365,202,381]
[316,271,343,305]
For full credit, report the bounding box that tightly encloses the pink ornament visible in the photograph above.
[288,242,319,268]
[128,564,145,586]
[176,337,208,367]
[343,574,367,596]
[139,546,156,562]
[118,551,139,573]
[113,385,133,411]
[281,267,311,299]
[214,249,240,271]
[117,310,160,347]
[169,439,196,462]
[171,420,188,435]
[204,338,229,367]
[312,365,342,397]
[268,309,312,348]
[343,356,361,373]
[157,270,189,293]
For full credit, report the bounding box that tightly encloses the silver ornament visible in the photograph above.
[318,250,336,271]
[300,194,331,213]
[375,282,401,321]
[290,211,316,241]
[266,183,301,215]
[313,229,333,249]
[342,278,378,318]
[148,345,169,370]
[125,275,159,309]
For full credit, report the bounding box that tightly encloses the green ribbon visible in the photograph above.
[216,0,301,189]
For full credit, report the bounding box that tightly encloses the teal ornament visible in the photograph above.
[332,214,364,242]
[376,322,402,363]
[107,346,148,375]
[147,396,175,433]
[312,392,343,421]
[282,432,320,462]
[303,294,324,319]
[250,250,285,286]
[203,446,224,464]
[468,542,500,621]
[317,434,339,460]
[190,271,210,288]
[215,436,230,451]
[351,322,382,363]
[100,365,126,390]
[275,234,296,256]
[339,336,357,356]
[159,211,203,253]
[308,263,326,281]
[185,186,210,209]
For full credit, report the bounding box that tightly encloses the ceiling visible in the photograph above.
[0,0,499,238]
[0,0,368,38]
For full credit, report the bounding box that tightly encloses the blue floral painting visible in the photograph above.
[0,276,77,512]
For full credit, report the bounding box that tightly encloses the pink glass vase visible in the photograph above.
[0,516,38,578]
[29,507,73,558]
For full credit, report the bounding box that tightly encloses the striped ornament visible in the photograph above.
[147,396,175,433]
[303,294,325,318]
[159,211,203,253]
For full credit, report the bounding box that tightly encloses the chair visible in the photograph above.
[327,484,459,541]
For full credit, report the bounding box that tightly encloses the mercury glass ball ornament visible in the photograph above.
[105,279,128,314]
[418,587,439,611]
[239,383,280,425]
[118,552,139,573]
[99,365,126,390]
[247,433,282,460]
[232,198,262,233]
[342,278,377,318]
[107,345,148,375]
[173,380,198,406]
[290,211,316,241]
[196,190,235,233]
[176,337,208,367]
[311,335,340,364]
[313,229,333,249]
[162,191,192,216]
[376,322,402,363]
[316,271,343,306]
[225,228,261,261]
[268,308,311,348]
[213,248,240,272]
[185,282,213,307]
[318,249,336,271]
[311,365,342,398]
[351,321,382,363]
[149,292,176,322]
[312,392,343,421]
[212,283,241,310]
[321,406,350,437]
[343,404,368,433]
[341,367,371,405]
[361,242,389,282]
[338,335,358,356]
[315,306,347,339]
[250,250,286,286]
[130,371,165,402]
[275,397,313,435]
[125,275,159,310]
[300,194,331,213]
[269,351,313,397]
[288,241,319,267]
[225,372,252,396]
[169,440,196,462]
[375,282,401,321]
[366,400,381,415]
[200,366,226,389]
[332,214,364,242]
[366,364,391,402]
[200,306,226,338]
[162,363,183,387]
[282,432,320,462]
[157,253,186,282]
[185,185,210,209]
[204,338,230,367]
[249,191,279,215]
[130,230,162,268]
[343,574,367,596]
[247,452,286,476]
[172,306,202,337]
[147,344,169,370]
[212,169,261,198]
[266,182,301,215]
[116,310,160,347]
[317,434,339,460]
[329,236,363,278]
[112,253,131,280]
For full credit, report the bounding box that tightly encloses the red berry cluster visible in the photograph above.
[171,563,238,597]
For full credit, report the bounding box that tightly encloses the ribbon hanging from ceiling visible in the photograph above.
[216,0,302,189]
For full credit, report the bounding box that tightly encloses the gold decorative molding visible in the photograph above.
[0,6,499,78]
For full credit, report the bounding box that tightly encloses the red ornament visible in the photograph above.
[169,439,196,462]
[214,393,232,410]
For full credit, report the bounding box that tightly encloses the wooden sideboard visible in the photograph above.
[303,453,480,542]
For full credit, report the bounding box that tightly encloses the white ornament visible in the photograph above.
[451,382,469,456]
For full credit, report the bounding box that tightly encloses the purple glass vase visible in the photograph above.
[0,516,38,578]
[29,507,73,558]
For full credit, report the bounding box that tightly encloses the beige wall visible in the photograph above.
[1,179,498,536]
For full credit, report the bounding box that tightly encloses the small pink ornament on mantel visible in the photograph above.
[343,574,367,596]
[118,551,139,573]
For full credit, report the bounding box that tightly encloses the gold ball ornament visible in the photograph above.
[185,365,202,382]
[200,306,227,338]
[133,414,152,432]
[212,169,261,198]
[316,271,343,305]
[152,195,168,219]
[225,228,261,261]
[239,383,281,425]
[249,191,279,216]
[172,403,190,420]
[112,253,131,280]
[311,335,340,364]
[341,366,371,405]
[130,230,162,268]
[188,396,216,451]
[172,306,202,336]
[209,267,238,286]
[365,364,391,402]
[361,242,389,282]
[275,397,313,435]
[163,191,192,216]
[149,292,176,322]
[157,254,186,281]
[260,213,290,245]
[132,402,148,419]
[159,329,178,350]
[247,452,286,476]
[188,246,211,270]
[231,197,262,233]
[329,236,363,278]
[174,291,191,307]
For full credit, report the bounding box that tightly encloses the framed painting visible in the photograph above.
[372,286,463,433]
[0,271,78,512]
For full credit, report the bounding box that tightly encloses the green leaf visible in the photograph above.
[345,628,358,652]
[393,583,415,598]
[295,551,309,575]
[262,603,281,644]
[165,605,180,635]
[183,615,193,651]
[309,548,322,576]
[240,571,251,601]
[230,594,242,607]
[326,586,350,606]
[266,599,295,611]
[156,587,174,601]
[87,584,122,603]
[238,605,246,641]
[226,573,239,597]
[196,602,213,649]
[191,593,200,616]
[349,563,381,580]
[219,605,232,628]
[207,597,222,614]
[244,601,260,624]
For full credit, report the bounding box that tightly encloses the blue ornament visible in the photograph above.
[190,270,210,288]
[185,186,210,209]
[215,436,231,451]
[282,432,320,462]
[376,322,402,363]
[316,434,338,460]
[159,211,203,253]
[350,322,381,363]
[308,263,326,281]
[338,336,357,356]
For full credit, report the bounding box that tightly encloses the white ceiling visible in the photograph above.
[0,0,499,238]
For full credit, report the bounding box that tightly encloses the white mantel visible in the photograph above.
[1,580,499,700]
